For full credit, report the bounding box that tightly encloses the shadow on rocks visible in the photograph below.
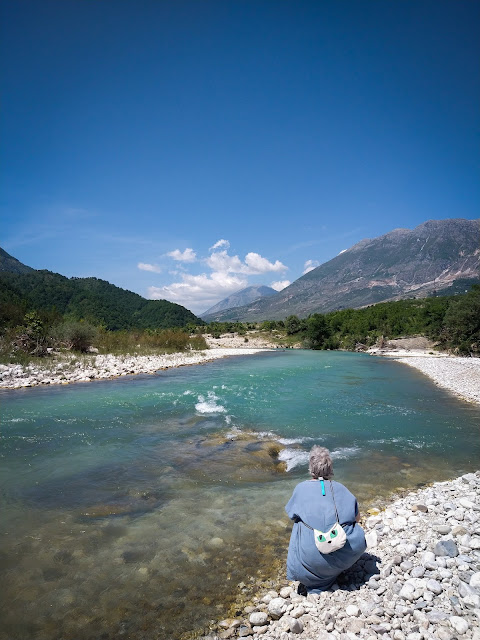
[335,552,381,591]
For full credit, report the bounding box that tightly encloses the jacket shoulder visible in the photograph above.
[331,480,356,499]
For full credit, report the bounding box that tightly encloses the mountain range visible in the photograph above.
[2,218,478,328]
[201,285,276,317]
[203,218,480,322]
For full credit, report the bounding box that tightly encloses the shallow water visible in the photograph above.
[1,350,479,639]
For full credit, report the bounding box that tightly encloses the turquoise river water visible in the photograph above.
[1,350,479,639]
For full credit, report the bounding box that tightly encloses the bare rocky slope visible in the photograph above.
[206,219,480,322]
[202,285,277,319]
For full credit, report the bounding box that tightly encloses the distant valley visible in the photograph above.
[201,285,276,319]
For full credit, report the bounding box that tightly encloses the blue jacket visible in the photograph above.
[285,479,366,591]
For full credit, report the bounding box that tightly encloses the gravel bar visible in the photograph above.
[393,356,480,406]
[0,348,272,389]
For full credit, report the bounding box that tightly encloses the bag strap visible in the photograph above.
[298,518,313,530]
[296,479,341,530]
[329,480,341,524]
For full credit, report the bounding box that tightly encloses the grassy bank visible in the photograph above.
[0,318,208,366]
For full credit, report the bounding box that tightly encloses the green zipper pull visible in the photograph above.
[320,479,326,496]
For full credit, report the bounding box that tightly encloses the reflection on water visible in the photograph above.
[1,350,479,639]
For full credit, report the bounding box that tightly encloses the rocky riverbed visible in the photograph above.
[0,347,271,389]
[203,472,480,640]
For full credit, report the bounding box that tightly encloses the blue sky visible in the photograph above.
[1,1,479,314]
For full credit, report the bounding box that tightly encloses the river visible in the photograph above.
[1,350,479,639]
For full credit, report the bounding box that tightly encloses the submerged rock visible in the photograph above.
[187,431,288,482]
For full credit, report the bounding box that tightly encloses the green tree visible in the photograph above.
[260,320,276,331]
[441,286,480,353]
[305,314,331,349]
[285,315,302,335]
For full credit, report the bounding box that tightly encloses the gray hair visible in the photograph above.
[308,445,334,479]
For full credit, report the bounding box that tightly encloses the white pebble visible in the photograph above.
[449,616,469,634]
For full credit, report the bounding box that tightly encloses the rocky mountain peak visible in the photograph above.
[207,218,480,321]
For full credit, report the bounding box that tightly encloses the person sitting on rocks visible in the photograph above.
[285,445,367,593]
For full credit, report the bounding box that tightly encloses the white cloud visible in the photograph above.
[244,252,286,274]
[302,259,320,274]
[338,249,347,255]
[206,249,287,275]
[206,250,245,273]
[167,248,196,262]
[271,280,291,291]
[209,239,230,251]
[137,262,162,273]
[148,271,248,313]
[150,240,289,313]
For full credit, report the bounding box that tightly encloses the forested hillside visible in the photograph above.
[296,286,480,353]
[0,269,201,330]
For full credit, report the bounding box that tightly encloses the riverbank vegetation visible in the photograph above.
[0,269,207,363]
[0,312,207,365]
[197,286,480,356]
[1,286,478,365]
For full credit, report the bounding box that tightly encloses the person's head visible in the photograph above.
[308,445,334,479]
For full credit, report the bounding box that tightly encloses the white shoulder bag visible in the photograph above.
[299,479,347,554]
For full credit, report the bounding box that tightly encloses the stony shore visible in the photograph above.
[393,356,480,405]
[367,340,480,405]
[204,472,480,640]
[0,332,280,390]
[0,346,272,390]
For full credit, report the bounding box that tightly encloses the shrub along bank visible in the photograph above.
[0,312,207,365]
